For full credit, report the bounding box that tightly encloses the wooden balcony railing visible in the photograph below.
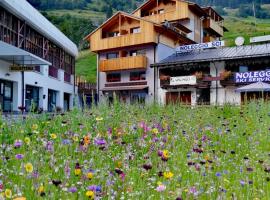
[203,18,224,37]
[203,36,216,43]
[99,55,147,72]
[143,10,177,24]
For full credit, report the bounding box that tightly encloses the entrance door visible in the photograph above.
[48,89,57,112]
[25,85,39,112]
[0,80,13,112]
[64,93,70,111]
[166,91,191,105]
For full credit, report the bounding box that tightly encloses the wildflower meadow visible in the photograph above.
[1,101,270,199]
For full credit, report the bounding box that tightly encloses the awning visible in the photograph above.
[235,82,270,92]
[101,86,148,91]
[0,41,51,65]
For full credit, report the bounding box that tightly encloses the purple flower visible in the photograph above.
[107,128,112,135]
[69,186,78,193]
[14,140,23,148]
[15,154,24,160]
[240,180,245,186]
[46,141,54,152]
[62,139,71,145]
[88,185,101,192]
[94,138,106,146]
[216,172,222,177]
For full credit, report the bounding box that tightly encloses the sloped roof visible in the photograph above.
[0,0,78,57]
[151,43,270,67]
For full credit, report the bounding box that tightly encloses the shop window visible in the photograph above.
[130,50,137,56]
[130,71,146,81]
[107,73,121,82]
[130,27,141,34]
[239,66,248,72]
[106,52,119,59]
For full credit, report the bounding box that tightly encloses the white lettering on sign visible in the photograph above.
[170,76,197,86]
[175,41,225,53]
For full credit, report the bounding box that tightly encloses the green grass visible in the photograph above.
[1,101,270,199]
[75,50,97,83]
[46,9,105,23]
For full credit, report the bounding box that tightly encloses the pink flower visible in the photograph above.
[156,184,166,192]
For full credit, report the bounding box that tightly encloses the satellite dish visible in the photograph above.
[235,36,245,46]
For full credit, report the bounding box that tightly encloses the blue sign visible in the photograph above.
[235,70,270,83]
[176,41,225,53]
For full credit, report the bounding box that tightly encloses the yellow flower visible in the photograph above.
[74,168,81,176]
[50,134,57,140]
[13,197,26,200]
[72,136,79,142]
[163,171,174,179]
[157,181,162,186]
[38,185,44,194]
[95,117,103,121]
[24,137,31,145]
[87,172,93,179]
[5,189,12,199]
[24,163,33,173]
[85,190,95,199]
[32,124,38,130]
[116,161,122,168]
[152,128,159,134]
[162,150,169,159]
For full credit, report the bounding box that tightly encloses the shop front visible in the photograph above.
[25,85,40,112]
[48,89,58,112]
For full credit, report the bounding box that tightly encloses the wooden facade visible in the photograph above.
[99,55,147,72]
[0,6,75,75]
[203,18,224,37]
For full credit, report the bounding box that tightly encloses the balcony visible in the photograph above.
[203,18,224,37]
[48,66,58,79]
[143,10,178,24]
[203,36,216,43]
[99,55,147,72]
[91,28,156,52]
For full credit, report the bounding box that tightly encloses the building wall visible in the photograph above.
[0,59,75,112]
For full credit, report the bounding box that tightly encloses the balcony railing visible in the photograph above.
[64,72,71,83]
[203,18,224,37]
[48,66,58,79]
[143,10,177,24]
[99,55,147,72]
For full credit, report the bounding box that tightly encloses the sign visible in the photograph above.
[250,35,270,43]
[235,70,270,83]
[176,41,225,53]
[170,76,197,86]
[10,65,34,72]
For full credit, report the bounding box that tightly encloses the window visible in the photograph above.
[158,9,165,14]
[130,50,137,57]
[107,53,119,59]
[107,73,121,82]
[108,31,120,37]
[131,27,141,34]
[130,71,146,81]
[239,66,248,73]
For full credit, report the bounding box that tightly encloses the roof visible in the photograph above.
[0,41,51,65]
[0,0,78,57]
[151,43,270,68]
[132,0,207,17]
[236,82,270,92]
[84,11,161,40]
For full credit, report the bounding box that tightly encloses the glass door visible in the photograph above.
[25,85,40,112]
[48,89,57,112]
[0,80,13,112]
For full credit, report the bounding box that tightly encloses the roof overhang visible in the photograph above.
[0,41,51,65]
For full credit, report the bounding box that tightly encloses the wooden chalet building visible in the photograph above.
[85,0,225,104]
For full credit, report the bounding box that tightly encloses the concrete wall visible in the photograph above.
[0,59,75,112]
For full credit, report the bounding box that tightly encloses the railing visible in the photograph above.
[99,55,147,72]
[203,36,216,43]
[64,72,71,83]
[203,18,224,36]
[76,76,96,93]
[143,10,177,23]
[48,66,58,79]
